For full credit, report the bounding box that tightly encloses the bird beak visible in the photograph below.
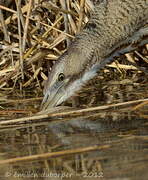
[41,87,63,110]
[41,79,69,110]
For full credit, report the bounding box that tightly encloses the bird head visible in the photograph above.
[41,45,97,110]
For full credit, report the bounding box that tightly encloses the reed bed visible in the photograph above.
[0,0,147,117]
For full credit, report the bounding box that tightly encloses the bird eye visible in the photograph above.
[58,73,65,81]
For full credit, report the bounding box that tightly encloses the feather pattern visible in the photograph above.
[41,0,148,109]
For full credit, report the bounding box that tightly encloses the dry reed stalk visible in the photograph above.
[0,135,141,165]
[78,0,86,32]
[0,98,147,126]
[0,4,29,27]
[22,0,32,51]
[0,144,110,165]
[0,5,16,14]
[15,0,24,79]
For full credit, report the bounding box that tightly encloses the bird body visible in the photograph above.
[41,0,148,110]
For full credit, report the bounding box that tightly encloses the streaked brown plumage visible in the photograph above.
[41,0,148,110]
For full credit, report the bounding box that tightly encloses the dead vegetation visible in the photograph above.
[0,0,147,116]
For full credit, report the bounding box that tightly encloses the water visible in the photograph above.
[0,73,147,180]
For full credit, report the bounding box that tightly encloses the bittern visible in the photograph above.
[41,0,148,110]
